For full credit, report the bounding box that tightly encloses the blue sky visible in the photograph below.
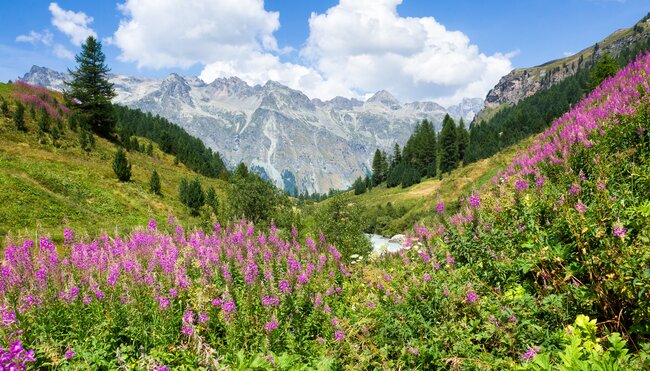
[1,0,648,104]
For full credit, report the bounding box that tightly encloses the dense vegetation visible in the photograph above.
[114,105,228,180]
[358,116,469,195]
[2,50,649,370]
[465,33,650,164]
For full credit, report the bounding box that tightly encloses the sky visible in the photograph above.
[0,0,648,105]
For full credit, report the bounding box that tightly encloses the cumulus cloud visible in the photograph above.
[110,0,513,104]
[53,44,74,60]
[49,2,97,46]
[16,30,54,45]
[112,0,281,69]
[302,0,513,105]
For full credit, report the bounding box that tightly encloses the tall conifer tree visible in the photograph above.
[65,36,116,136]
[439,114,459,174]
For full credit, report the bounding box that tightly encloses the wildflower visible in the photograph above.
[261,296,280,307]
[334,331,345,342]
[446,257,455,264]
[422,274,431,282]
[575,201,586,214]
[63,228,74,243]
[613,220,627,237]
[515,179,529,191]
[443,289,449,296]
[521,347,541,362]
[148,219,157,231]
[407,346,419,355]
[384,274,392,281]
[198,313,209,324]
[436,202,444,214]
[264,320,279,333]
[469,194,480,208]
[466,292,478,303]
[65,349,76,360]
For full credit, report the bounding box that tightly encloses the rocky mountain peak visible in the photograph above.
[367,90,400,107]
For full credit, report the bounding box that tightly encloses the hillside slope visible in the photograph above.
[474,14,650,124]
[0,82,228,240]
[343,137,532,236]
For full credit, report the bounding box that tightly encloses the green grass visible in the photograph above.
[332,137,533,236]
[0,85,227,242]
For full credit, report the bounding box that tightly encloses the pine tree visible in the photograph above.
[37,109,50,133]
[149,169,161,195]
[380,151,389,182]
[206,186,219,215]
[590,54,618,89]
[353,176,367,195]
[391,143,402,169]
[13,102,25,131]
[235,163,249,178]
[112,147,132,182]
[439,114,459,174]
[185,177,205,216]
[179,178,189,205]
[456,118,469,164]
[371,149,384,186]
[65,36,116,136]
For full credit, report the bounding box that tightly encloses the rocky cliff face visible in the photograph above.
[475,19,650,124]
[21,67,482,194]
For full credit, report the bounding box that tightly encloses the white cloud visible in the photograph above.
[302,0,513,105]
[110,0,513,104]
[49,2,97,46]
[53,44,74,59]
[16,30,54,46]
[112,0,281,69]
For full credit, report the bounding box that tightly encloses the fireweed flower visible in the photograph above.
[65,349,76,360]
[613,220,627,237]
[466,292,478,303]
[469,194,480,208]
[264,320,279,333]
[436,202,445,214]
[521,347,541,362]
[334,331,345,342]
[575,201,586,214]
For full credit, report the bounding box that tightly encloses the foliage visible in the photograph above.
[113,105,227,179]
[13,102,25,132]
[352,176,367,195]
[149,169,161,195]
[315,194,372,261]
[179,177,205,216]
[465,36,650,165]
[228,174,288,225]
[64,36,116,137]
[439,114,459,173]
[112,147,132,182]
[590,54,618,89]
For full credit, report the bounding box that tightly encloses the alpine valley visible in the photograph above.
[20,66,483,194]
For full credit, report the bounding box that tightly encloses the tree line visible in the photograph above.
[354,115,469,194]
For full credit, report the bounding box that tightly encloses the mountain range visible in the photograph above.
[20,66,482,194]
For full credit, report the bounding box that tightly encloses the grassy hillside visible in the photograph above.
[2,53,648,370]
[330,137,533,236]
[0,82,228,241]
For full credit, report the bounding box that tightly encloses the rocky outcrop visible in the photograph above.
[474,19,650,124]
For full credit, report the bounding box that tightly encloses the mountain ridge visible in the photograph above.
[473,15,650,124]
[20,66,483,194]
